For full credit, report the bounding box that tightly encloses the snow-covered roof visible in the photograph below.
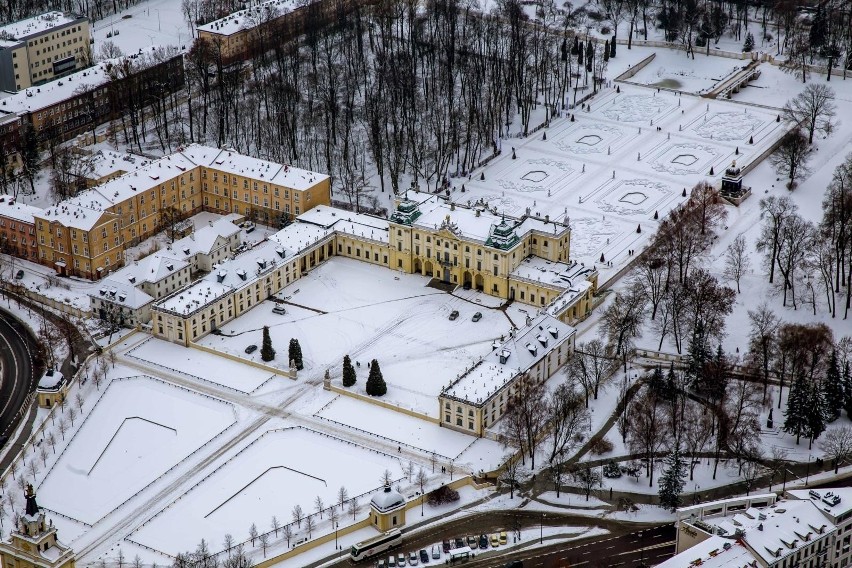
[34,201,113,231]
[117,253,189,286]
[0,196,42,225]
[37,369,64,390]
[511,257,594,290]
[268,222,331,257]
[180,145,329,190]
[154,280,231,316]
[296,205,389,243]
[686,498,835,566]
[655,535,755,568]
[87,150,149,181]
[370,486,405,513]
[89,277,155,309]
[0,12,82,42]
[168,218,240,258]
[196,0,298,36]
[441,313,575,406]
[0,46,164,115]
[402,193,567,249]
[788,488,852,521]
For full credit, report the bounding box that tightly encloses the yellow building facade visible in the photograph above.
[32,145,331,280]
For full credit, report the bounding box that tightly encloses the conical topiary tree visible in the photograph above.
[365,359,387,397]
[261,326,275,361]
[342,354,356,387]
[288,338,303,370]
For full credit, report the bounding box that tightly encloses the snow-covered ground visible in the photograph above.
[199,257,535,417]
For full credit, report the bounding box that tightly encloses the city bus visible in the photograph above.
[448,546,473,564]
[350,529,402,562]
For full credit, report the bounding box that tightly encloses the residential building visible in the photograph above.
[439,313,576,436]
[0,12,91,92]
[166,217,242,273]
[0,195,39,261]
[667,491,852,568]
[196,0,299,64]
[0,112,21,165]
[0,47,184,147]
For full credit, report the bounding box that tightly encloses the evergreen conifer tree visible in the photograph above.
[824,351,843,422]
[610,37,616,58]
[604,40,610,62]
[649,367,665,397]
[784,374,810,444]
[342,354,356,387]
[365,359,387,396]
[664,364,679,402]
[808,381,827,448]
[743,32,755,52]
[687,321,712,386]
[261,326,275,361]
[288,338,303,370]
[843,363,852,418]
[658,447,687,511]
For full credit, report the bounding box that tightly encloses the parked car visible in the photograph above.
[467,536,478,549]
[454,538,465,549]
[504,561,523,568]
[397,553,407,566]
[377,559,386,568]
[14,269,23,280]
[442,540,450,553]
[242,221,256,233]
[272,305,287,314]
[490,533,500,547]
[408,551,418,566]
[244,344,258,354]
[432,545,442,560]
[419,549,429,563]
[499,532,508,545]
[479,534,489,549]
[449,310,459,321]
[471,311,482,322]
[387,556,396,567]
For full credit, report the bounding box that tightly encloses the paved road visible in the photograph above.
[0,307,41,464]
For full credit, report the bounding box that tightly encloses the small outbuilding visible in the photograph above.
[36,370,66,409]
[370,484,406,531]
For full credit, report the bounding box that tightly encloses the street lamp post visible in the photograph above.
[540,512,545,544]
[806,455,813,486]
[335,523,338,550]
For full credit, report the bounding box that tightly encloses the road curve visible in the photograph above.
[0,307,41,457]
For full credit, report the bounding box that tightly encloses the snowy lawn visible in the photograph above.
[38,375,236,524]
[129,427,408,556]
[628,48,743,94]
[127,337,280,393]
[199,258,524,416]
[315,395,503,467]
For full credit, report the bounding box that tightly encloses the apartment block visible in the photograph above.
[0,12,91,92]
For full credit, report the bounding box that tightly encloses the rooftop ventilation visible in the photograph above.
[498,349,511,364]
[525,343,537,356]
[237,269,247,281]
[216,270,226,283]
[547,326,559,338]
[536,334,548,347]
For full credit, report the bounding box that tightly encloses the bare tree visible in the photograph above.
[820,426,852,473]
[381,469,392,486]
[784,84,837,145]
[766,447,789,491]
[756,196,798,284]
[291,504,303,528]
[68,407,77,427]
[681,404,713,480]
[283,523,292,547]
[75,392,85,413]
[258,532,269,557]
[748,303,780,402]
[498,455,525,499]
[501,373,547,469]
[688,181,727,236]
[741,454,766,495]
[347,497,358,520]
[600,281,648,356]
[248,523,258,547]
[26,459,38,480]
[572,464,601,501]
[627,391,665,486]
[58,418,68,441]
[769,129,813,189]
[47,433,56,454]
[336,486,348,510]
[223,534,233,557]
[406,460,415,482]
[571,339,617,404]
[39,445,49,467]
[724,234,751,293]
[314,496,324,519]
[546,383,589,463]
[271,516,280,538]
[304,515,315,538]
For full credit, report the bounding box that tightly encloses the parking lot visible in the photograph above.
[376,531,509,566]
